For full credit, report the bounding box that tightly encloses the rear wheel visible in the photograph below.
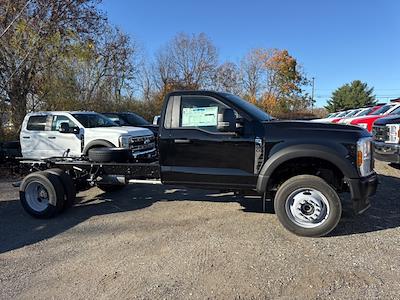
[274,175,342,237]
[20,171,65,218]
[46,168,76,209]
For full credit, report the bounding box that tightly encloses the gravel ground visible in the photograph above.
[0,160,399,299]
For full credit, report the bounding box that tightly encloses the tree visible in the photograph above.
[240,48,309,115]
[325,80,376,112]
[212,61,241,94]
[150,32,218,114]
[240,49,264,103]
[154,33,218,89]
[0,0,104,127]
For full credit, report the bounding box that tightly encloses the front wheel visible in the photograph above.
[274,175,342,237]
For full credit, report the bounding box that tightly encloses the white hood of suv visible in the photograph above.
[88,126,152,137]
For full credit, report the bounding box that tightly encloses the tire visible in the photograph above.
[97,184,126,193]
[88,147,130,163]
[274,175,342,237]
[20,171,65,218]
[46,168,76,209]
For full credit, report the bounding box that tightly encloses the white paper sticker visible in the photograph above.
[182,107,218,127]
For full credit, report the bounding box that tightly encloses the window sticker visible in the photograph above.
[182,106,218,127]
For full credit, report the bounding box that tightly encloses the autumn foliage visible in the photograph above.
[0,0,313,141]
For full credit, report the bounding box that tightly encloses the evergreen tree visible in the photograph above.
[325,80,376,112]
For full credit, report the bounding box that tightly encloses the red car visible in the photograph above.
[350,103,400,131]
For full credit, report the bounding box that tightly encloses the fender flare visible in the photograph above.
[256,144,358,193]
[83,140,116,156]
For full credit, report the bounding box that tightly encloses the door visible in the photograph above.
[47,115,82,157]
[159,95,257,189]
[20,115,51,158]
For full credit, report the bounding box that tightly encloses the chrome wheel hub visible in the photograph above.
[285,188,330,228]
[25,181,50,212]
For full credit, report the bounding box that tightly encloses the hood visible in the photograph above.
[262,120,370,146]
[374,115,400,126]
[87,126,152,137]
[265,120,365,133]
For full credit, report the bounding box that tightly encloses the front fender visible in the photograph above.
[256,144,358,193]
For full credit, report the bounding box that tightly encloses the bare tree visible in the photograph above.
[212,61,241,94]
[155,32,218,91]
[240,49,265,103]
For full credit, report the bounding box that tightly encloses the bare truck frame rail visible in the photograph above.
[20,157,160,180]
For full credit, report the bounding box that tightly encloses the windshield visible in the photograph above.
[371,104,393,115]
[388,106,400,115]
[346,109,360,117]
[122,113,150,126]
[355,108,372,117]
[336,111,348,117]
[72,113,118,128]
[221,93,272,121]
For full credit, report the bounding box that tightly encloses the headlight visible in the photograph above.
[119,135,130,148]
[357,137,373,177]
[386,124,400,143]
[358,123,368,129]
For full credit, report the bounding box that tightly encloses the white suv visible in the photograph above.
[20,111,156,160]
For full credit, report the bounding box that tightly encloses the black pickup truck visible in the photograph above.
[18,90,378,237]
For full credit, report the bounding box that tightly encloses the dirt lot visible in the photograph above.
[0,160,399,299]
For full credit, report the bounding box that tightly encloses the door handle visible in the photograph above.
[174,139,191,144]
[22,136,30,139]
[48,136,56,139]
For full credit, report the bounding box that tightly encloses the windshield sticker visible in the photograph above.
[182,107,218,127]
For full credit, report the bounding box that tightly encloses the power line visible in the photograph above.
[0,0,33,39]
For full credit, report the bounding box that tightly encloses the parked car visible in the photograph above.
[20,111,156,160]
[18,91,377,238]
[338,104,386,124]
[310,110,350,123]
[102,112,158,135]
[372,114,400,163]
[331,108,362,123]
[349,103,400,131]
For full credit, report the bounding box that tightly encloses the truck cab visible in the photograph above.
[20,111,156,160]
[157,91,377,236]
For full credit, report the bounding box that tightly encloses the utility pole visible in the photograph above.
[311,77,315,113]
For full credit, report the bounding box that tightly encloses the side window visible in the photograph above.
[51,115,77,131]
[179,96,228,132]
[27,116,47,131]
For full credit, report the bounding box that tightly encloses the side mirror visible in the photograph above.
[59,122,70,133]
[153,115,160,125]
[217,108,236,132]
[59,122,79,134]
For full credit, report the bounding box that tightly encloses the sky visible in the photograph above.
[100,0,400,107]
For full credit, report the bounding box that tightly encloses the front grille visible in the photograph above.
[129,135,156,152]
[372,125,388,142]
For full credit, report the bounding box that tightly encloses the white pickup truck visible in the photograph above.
[20,111,156,161]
